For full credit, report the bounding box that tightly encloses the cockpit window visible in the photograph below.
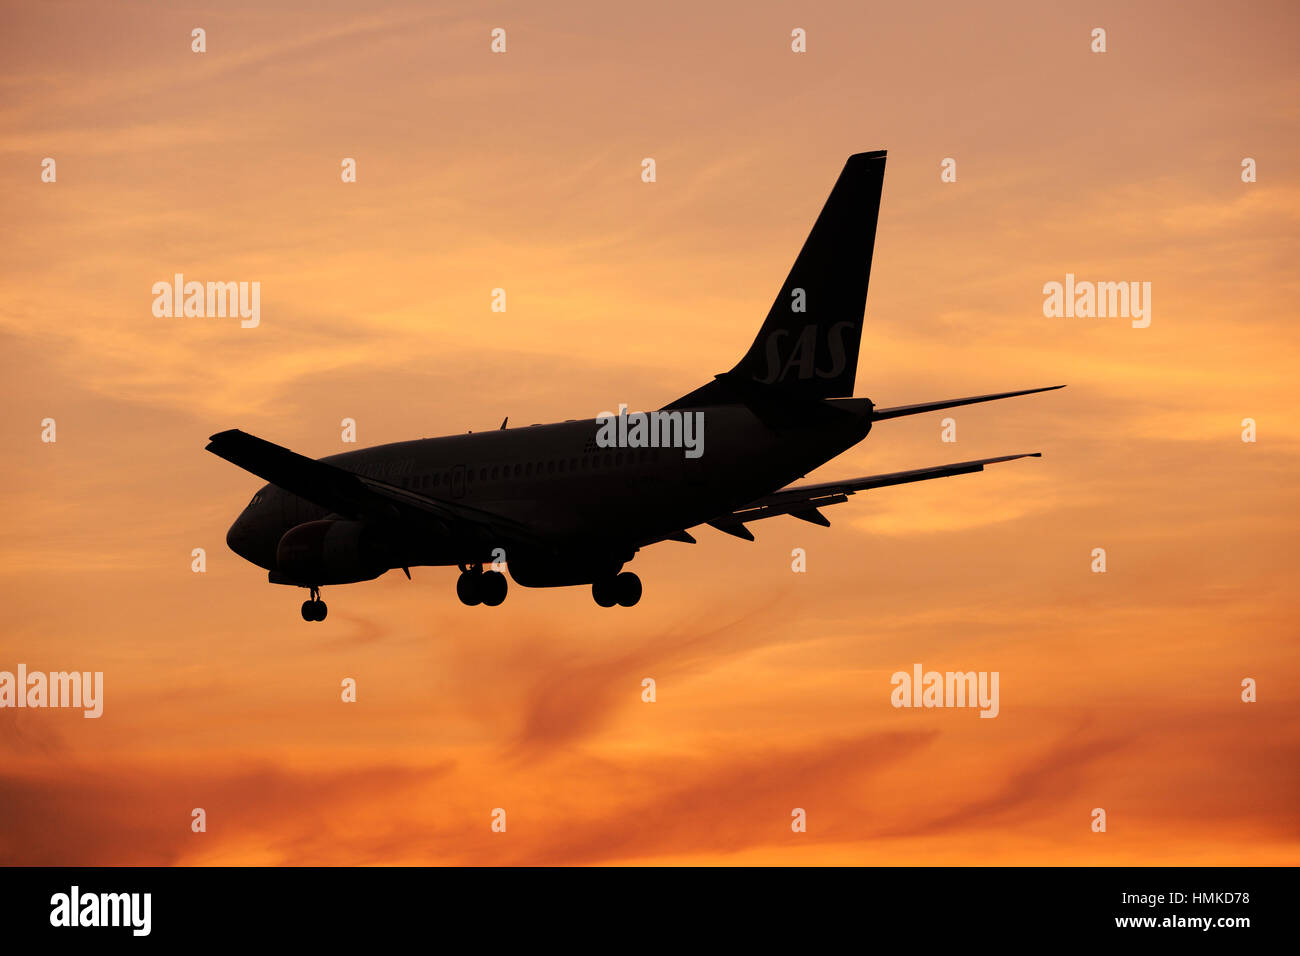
[248,491,264,508]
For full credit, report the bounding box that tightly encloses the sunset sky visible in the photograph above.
[1,0,1297,865]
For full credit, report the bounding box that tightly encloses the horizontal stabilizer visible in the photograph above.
[871,385,1064,421]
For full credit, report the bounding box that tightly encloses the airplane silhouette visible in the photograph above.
[209,150,1062,620]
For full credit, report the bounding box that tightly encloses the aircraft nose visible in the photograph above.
[226,513,256,561]
[227,510,280,571]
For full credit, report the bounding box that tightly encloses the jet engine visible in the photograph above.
[276,519,389,585]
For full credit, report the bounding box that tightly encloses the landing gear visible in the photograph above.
[456,565,508,607]
[593,571,641,607]
[614,571,641,607]
[301,586,328,622]
[592,577,617,607]
[456,568,481,606]
[480,570,508,606]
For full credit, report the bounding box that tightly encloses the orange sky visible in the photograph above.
[1,0,1297,865]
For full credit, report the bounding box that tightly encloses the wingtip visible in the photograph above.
[206,428,247,455]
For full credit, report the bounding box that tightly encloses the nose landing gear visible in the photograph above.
[300,586,328,622]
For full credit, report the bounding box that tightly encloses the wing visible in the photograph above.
[696,453,1043,541]
[205,429,541,547]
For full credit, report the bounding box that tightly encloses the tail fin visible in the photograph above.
[666,150,886,408]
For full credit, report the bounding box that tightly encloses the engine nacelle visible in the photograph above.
[276,519,388,585]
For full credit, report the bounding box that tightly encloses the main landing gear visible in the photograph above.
[456,564,508,607]
[592,571,641,608]
[301,586,328,622]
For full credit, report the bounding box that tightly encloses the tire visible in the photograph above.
[456,571,482,606]
[592,578,618,607]
[614,572,642,607]
[301,600,315,621]
[480,570,508,606]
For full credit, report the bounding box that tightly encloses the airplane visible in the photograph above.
[208,150,1063,621]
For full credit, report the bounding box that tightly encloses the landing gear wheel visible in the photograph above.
[592,577,618,607]
[480,570,508,606]
[301,588,327,622]
[456,569,483,606]
[300,601,327,621]
[614,571,642,607]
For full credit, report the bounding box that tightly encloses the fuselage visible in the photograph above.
[225,399,874,576]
